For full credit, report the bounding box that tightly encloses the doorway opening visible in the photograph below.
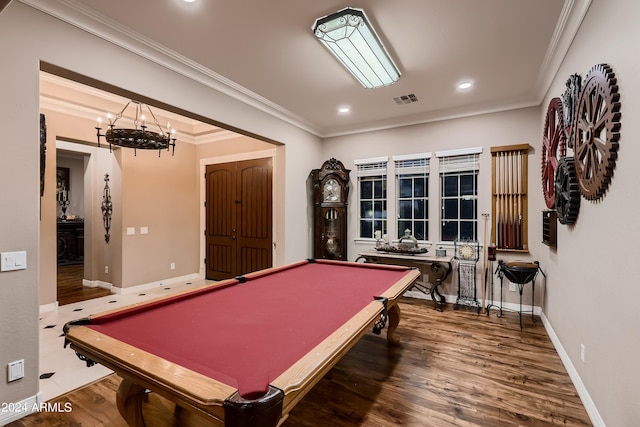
[55,146,112,305]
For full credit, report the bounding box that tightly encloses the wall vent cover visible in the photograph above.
[393,94,418,105]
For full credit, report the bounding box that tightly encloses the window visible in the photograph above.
[394,154,430,240]
[437,149,481,241]
[491,144,530,251]
[356,158,388,239]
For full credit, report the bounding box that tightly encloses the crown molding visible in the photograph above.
[530,0,593,103]
[22,0,589,139]
[21,0,322,136]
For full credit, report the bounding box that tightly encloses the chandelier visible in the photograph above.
[96,101,176,156]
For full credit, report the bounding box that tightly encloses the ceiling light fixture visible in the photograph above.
[458,81,473,90]
[313,7,400,89]
[96,101,176,157]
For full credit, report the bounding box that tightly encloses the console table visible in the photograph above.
[356,250,453,311]
[57,220,84,265]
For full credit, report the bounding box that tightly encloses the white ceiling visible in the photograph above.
[27,0,589,139]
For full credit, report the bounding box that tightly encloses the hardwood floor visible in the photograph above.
[11,298,592,426]
[57,264,112,306]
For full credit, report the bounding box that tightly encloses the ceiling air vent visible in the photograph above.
[393,94,418,105]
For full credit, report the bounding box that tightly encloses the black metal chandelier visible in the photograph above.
[96,101,176,156]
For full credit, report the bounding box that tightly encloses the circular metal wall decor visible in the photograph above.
[541,97,567,209]
[573,63,621,201]
[561,74,582,150]
[554,157,580,224]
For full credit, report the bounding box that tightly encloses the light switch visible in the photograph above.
[8,359,24,382]
[1,251,27,272]
[127,227,136,236]
[140,227,149,235]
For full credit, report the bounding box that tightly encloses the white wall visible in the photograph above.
[0,1,321,413]
[538,0,640,425]
[323,107,542,301]
[2,0,638,424]
[322,0,640,424]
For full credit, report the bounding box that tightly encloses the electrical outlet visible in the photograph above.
[508,283,517,292]
[170,262,176,270]
[105,266,109,274]
[580,344,586,363]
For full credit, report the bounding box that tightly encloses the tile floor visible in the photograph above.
[38,277,212,402]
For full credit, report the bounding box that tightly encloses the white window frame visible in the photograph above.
[355,157,388,240]
[436,147,482,242]
[393,153,431,242]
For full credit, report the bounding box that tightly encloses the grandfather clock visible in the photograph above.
[311,158,350,260]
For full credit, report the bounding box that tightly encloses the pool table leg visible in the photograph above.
[386,304,401,346]
[117,377,147,427]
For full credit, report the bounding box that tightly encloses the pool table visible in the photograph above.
[64,259,420,427]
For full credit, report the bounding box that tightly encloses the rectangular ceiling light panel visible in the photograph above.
[313,8,400,89]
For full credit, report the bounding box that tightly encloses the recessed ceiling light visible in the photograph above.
[183,0,196,3]
[338,107,351,114]
[458,81,473,90]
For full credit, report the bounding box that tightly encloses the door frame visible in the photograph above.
[199,149,277,278]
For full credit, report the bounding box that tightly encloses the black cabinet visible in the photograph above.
[542,210,557,249]
[57,220,84,265]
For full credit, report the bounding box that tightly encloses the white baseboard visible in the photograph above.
[112,273,201,295]
[404,291,542,315]
[540,312,604,427]
[82,279,112,290]
[0,392,42,426]
[39,301,59,314]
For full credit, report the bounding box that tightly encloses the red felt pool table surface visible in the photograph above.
[64,259,420,426]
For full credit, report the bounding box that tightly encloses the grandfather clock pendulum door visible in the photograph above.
[311,158,350,260]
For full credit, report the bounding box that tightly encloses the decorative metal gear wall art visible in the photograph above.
[572,63,621,201]
[561,74,582,150]
[554,157,580,224]
[541,97,567,209]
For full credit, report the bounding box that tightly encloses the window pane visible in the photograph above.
[460,199,475,219]
[460,174,476,196]
[414,222,426,240]
[399,200,412,219]
[443,175,458,197]
[360,220,372,238]
[414,177,426,198]
[398,178,412,198]
[414,200,425,219]
[398,220,411,236]
[361,201,373,218]
[360,180,372,199]
[373,180,385,198]
[373,220,386,235]
[373,201,385,218]
[460,221,474,240]
[443,199,458,219]
[442,221,458,241]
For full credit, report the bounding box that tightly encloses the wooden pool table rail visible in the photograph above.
[64,260,419,427]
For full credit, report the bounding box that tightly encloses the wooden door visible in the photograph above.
[205,158,272,280]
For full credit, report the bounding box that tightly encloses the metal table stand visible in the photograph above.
[494,260,545,329]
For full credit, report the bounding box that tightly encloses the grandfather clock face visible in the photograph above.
[322,178,341,202]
